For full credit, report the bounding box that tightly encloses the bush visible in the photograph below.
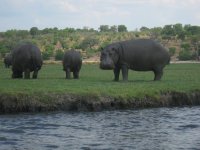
[178,50,193,60]
[55,50,64,61]
[169,47,176,56]
[79,37,99,50]
[42,51,51,60]
[181,43,191,51]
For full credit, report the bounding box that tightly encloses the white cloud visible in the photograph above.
[1,0,200,31]
[53,0,78,13]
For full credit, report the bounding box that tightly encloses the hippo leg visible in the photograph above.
[73,70,79,79]
[113,67,120,81]
[32,70,38,79]
[122,65,128,81]
[66,68,71,79]
[24,69,30,79]
[12,71,23,78]
[153,67,163,81]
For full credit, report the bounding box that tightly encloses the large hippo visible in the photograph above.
[4,53,12,68]
[100,39,170,81]
[11,44,43,79]
[63,50,82,79]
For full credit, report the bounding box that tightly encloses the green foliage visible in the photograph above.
[178,50,194,60]
[99,25,127,32]
[177,31,186,40]
[0,41,8,57]
[42,51,51,60]
[140,26,149,32]
[118,25,127,32]
[55,50,64,61]
[181,43,191,51]
[79,37,99,50]
[184,25,200,35]
[169,47,176,56]
[30,27,39,37]
[0,23,200,61]
[99,25,110,32]
[110,25,118,33]
[162,25,175,36]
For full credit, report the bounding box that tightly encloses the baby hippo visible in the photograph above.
[63,50,82,79]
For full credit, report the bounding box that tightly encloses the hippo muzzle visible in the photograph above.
[100,62,114,70]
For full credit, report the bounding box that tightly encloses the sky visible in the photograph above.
[0,0,200,31]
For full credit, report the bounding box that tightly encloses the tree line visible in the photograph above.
[0,23,200,61]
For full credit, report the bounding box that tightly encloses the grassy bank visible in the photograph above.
[1,62,200,96]
[0,62,200,113]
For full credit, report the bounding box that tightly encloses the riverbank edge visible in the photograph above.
[0,90,200,114]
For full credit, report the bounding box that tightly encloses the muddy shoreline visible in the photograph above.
[0,91,200,114]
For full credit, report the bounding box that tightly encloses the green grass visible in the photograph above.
[0,62,200,98]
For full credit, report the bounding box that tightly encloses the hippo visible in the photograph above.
[100,39,170,81]
[63,50,82,79]
[4,53,12,68]
[11,44,43,79]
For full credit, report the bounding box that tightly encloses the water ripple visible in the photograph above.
[0,106,200,149]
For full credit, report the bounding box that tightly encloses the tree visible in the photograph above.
[118,25,127,32]
[99,25,109,32]
[79,37,99,50]
[41,28,51,34]
[177,31,186,40]
[173,23,183,35]
[110,25,117,33]
[140,26,149,32]
[149,27,162,39]
[30,27,39,37]
[161,25,175,36]
[184,25,200,35]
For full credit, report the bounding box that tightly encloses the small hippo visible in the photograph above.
[100,39,170,81]
[63,50,82,79]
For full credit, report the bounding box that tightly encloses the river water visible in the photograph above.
[0,106,200,150]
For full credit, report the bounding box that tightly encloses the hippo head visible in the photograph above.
[100,44,120,70]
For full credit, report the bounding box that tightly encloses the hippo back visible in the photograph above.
[119,39,170,71]
[63,50,82,71]
[12,44,43,72]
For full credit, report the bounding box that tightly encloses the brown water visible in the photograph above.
[0,106,200,150]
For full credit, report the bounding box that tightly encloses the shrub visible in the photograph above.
[55,50,64,61]
[169,47,176,56]
[181,43,191,51]
[42,51,51,60]
[178,50,193,60]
